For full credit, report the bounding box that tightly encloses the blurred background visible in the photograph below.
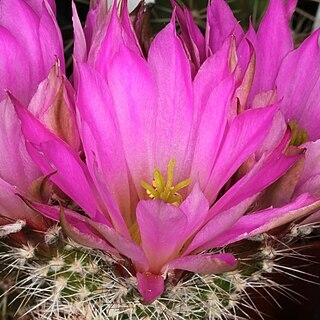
[54,1,320,319]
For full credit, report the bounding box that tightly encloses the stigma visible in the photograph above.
[141,159,190,206]
[289,120,308,147]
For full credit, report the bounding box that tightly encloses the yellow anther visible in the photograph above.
[141,159,190,206]
[289,120,308,147]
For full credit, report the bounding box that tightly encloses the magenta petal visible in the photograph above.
[0,28,32,104]
[211,147,301,216]
[12,97,102,220]
[86,219,149,272]
[76,63,131,223]
[92,161,130,238]
[276,30,320,140]
[0,178,46,231]
[0,97,41,190]
[295,140,320,197]
[193,36,232,117]
[0,0,64,99]
[205,104,278,203]
[27,64,80,151]
[206,0,244,54]
[248,0,294,100]
[190,75,234,190]
[106,42,156,198]
[88,4,121,73]
[38,1,65,73]
[186,147,302,254]
[171,1,206,69]
[72,1,87,63]
[208,194,320,248]
[180,184,209,239]
[59,206,117,253]
[162,253,237,274]
[148,19,193,181]
[119,0,142,56]
[17,197,114,251]
[83,0,107,50]
[185,195,256,255]
[136,200,187,273]
[137,272,164,303]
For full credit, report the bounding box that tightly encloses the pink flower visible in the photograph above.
[15,1,320,302]
[193,0,320,224]
[0,0,78,233]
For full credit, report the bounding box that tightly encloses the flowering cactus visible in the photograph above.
[12,0,320,302]
[0,0,319,319]
[0,0,80,235]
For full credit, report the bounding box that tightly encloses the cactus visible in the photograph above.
[1,222,318,319]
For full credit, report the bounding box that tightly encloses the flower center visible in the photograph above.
[141,159,190,206]
[289,120,308,146]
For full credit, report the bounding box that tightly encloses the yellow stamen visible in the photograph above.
[141,159,190,206]
[289,120,308,147]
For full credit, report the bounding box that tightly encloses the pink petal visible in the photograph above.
[83,0,107,49]
[72,1,87,63]
[88,2,141,74]
[190,75,234,190]
[163,253,237,274]
[171,1,206,69]
[38,1,65,73]
[136,200,187,273]
[86,219,149,272]
[0,178,47,231]
[38,202,117,253]
[92,160,130,237]
[193,36,232,117]
[148,19,193,182]
[285,0,298,18]
[88,3,120,72]
[137,272,164,303]
[76,63,132,224]
[255,110,287,159]
[180,184,209,239]
[211,145,301,216]
[186,145,302,254]
[0,28,32,104]
[185,195,257,255]
[0,97,41,190]
[248,0,294,101]
[12,96,102,221]
[205,104,278,203]
[295,140,320,198]
[0,0,64,100]
[27,64,80,151]
[276,30,320,141]
[106,42,156,199]
[58,206,118,253]
[119,0,142,56]
[207,194,320,248]
[206,0,244,54]
[24,0,57,16]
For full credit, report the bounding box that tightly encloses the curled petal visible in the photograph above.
[207,0,244,54]
[276,30,320,141]
[163,253,237,275]
[206,194,320,249]
[248,0,294,101]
